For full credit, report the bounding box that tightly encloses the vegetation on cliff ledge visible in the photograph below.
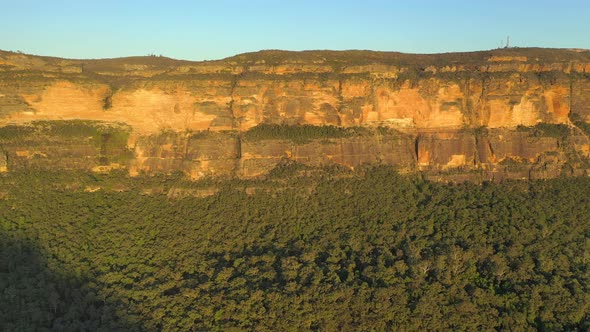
[0,120,131,144]
[516,123,571,138]
[0,120,132,165]
[243,124,402,144]
[0,166,588,331]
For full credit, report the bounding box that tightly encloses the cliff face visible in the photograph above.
[1,48,590,180]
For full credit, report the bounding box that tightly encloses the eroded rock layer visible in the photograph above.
[1,48,590,180]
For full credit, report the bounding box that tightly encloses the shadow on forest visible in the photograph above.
[0,231,145,332]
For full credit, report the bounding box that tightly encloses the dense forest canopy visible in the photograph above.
[0,166,589,330]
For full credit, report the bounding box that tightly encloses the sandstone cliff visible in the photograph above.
[1,48,590,180]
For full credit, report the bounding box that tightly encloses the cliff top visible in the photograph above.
[225,48,590,65]
[1,48,590,75]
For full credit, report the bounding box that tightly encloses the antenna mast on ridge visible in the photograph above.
[505,35,510,48]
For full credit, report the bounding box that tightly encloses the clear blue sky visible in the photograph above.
[1,0,589,61]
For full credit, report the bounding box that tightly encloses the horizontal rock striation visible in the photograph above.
[1,48,590,181]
